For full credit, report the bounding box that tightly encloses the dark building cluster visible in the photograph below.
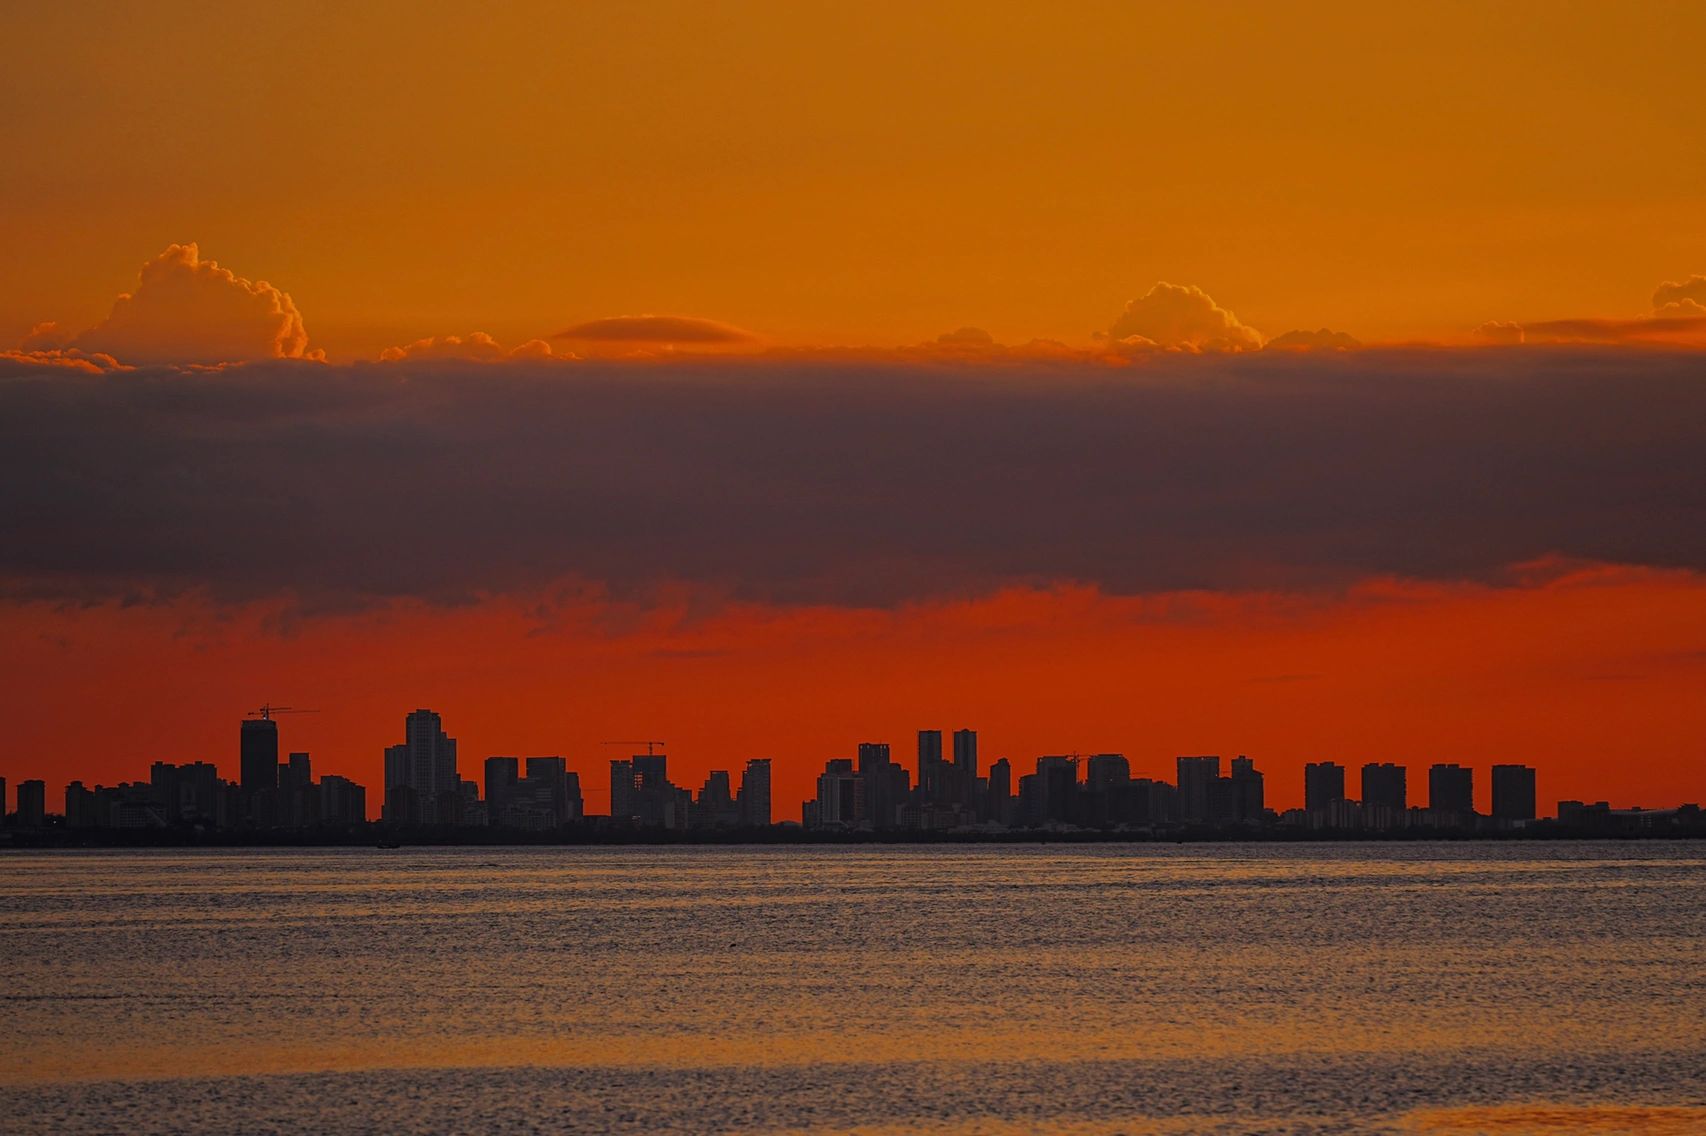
[2,708,1701,840]
[375,709,774,832]
[7,709,369,833]
[800,734,1701,836]
[608,748,771,831]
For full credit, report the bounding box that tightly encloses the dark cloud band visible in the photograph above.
[2,348,1703,608]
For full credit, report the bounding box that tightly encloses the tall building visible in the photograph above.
[694,770,739,828]
[17,779,46,828]
[952,729,978,807]
[1086,753,1131,791]
[1303,762,1346,813]
[1229,755,1265,822]
[609,759,635,821]
[1176,756,1221,823]
[525,757,573,827]
[318,775,366,826]
[150,760,222,824]
[64,780,92,827]
[612,752,685,827]
[917,731,945,806]
[240,716,279,793]
[1034,755,1080,825]
[810,758,860,828]
[859,742,901,828]
[564,772,583,822]
[0,776,7,819]
[737,759,772,827]
[1491,764,1537,823]
[284,752,312,789]
[1428,763,1475,816]
[986,758,1013,825]
[485,757,520,826]
[1361,763,1407,811]
[382,709,458,825]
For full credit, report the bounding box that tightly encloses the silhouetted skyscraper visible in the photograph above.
[318,775,366,825]
[917,731,945,806]
[17,779,45,828]
[240,717,279,795]
[952,729,978,807]
[1491,764,1536,822]
[811,758,860,828]
[564,771,583,821]
[1176,755,1220,823]
[284,752,311,789]
[611,751,684,827]
[1304,762,1346,813]
[610,759,636,821]
[1429,763,1474,816]
[859,742,902,828]
[525,757,572,827]
[986,757,1012,824]
[1230,755,1265,822]
[485,756,520,826]
[1086,753,1131,791]
[694,770,738,828]
[383,709,457,825]
[1361,763,1407,811]
[737,759,771,827]
[1034,755,1080,825]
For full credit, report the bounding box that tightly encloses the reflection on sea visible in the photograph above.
[1,844,1702,1134]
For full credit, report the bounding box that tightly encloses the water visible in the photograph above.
[1,843,1703,1134]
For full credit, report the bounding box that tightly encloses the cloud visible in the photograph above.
[59,243,312,365]
[19,321,70,351]
[0,348,128,376]
[4,349,1706,611]
[1263,328,1360,352]
[1105,283,1264,351]
[935,327,998,348]
[1480,274,1706,347]
[554,315,756,345]
[1652,274,1706,315]
[1474,320,1525,345]
[378,332,562,362]
[1517,315,1706,346]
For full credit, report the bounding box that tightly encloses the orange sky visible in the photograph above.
[3,2,1705,357]
[3,3,1705,819]
[6,565,1705,816]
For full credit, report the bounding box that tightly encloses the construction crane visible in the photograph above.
[247,704,320,721]
[602,740,666,756]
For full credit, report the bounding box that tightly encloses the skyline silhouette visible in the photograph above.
[4,706,1700,842]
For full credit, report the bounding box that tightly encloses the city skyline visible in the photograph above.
[3,705,1698,839]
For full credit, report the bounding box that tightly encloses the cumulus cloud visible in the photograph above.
[1474,320,1526,345]
[555,315,756,345]
[1263,328,1361,352]
[60,243,312,365]
[19,321,70,351]
[1105,283,1264,351]
[1652,275,1706,316]
[935,327,998,348]
[3,350,1705,610]
[378,332,562,362]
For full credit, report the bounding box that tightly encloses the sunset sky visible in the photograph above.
[3,2,1704,816]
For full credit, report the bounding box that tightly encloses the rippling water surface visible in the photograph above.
[1,843,1703,1134]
